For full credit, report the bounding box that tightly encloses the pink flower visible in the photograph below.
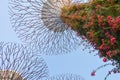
[99,44,105,50]
[103,57,107,62]
[113,69,117,74]
[110,36,116,45]
[97,15,102,26]
[116,16,120,23]
[98,15,101,19]
[107,16,112,20]
[91,71,95,76]
[106,51,111,57]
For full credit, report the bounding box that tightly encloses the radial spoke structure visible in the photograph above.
[9,0,84,55]
[0,42,48,80]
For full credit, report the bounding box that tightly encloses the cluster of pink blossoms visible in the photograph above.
[107,16,120,29]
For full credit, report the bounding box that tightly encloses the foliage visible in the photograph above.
[61,0,120,79]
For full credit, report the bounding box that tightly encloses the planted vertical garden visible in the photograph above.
[61,0,120,78]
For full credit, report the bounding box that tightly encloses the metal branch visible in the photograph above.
[9,0,83,55]
[0,42,48,80]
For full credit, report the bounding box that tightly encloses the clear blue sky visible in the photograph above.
[0,0,120,80]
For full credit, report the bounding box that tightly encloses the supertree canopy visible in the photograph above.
[9,0,83,55]
[46,74,84,80]
[0,42,48,80]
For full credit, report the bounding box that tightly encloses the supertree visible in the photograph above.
[46,74,84,80]
[9,0,120,79]
[9,0,84,55]
[0,42,48,80]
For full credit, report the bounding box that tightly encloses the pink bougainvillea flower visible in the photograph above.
[110,36,116,45]
[91,71,95,76]
[113,69,117,74]
[106,51,111,57]
[103,57,107,62]
[99,43,105,50]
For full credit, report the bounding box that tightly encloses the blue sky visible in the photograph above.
[0,0,120,80]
